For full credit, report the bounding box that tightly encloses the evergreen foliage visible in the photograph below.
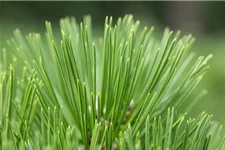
[0,15,224,150]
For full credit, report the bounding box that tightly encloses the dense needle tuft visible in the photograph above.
[0,15,224,149]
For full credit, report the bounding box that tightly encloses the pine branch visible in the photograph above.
[0,15,224,150]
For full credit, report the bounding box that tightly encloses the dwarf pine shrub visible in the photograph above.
[0,15,225,149]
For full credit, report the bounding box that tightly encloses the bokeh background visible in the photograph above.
[1,1,225,124]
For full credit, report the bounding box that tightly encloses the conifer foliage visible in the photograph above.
[0,15,224,149]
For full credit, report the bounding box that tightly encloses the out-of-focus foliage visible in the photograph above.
[1,1,225,33]
[190,37,225,123]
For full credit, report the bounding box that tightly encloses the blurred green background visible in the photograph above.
[1,1,225,124]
